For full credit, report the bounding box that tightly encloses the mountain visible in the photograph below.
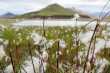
[15,4,74,19]
[91,12,110,18]
[67,7,94,19]
[15,3,92,19]
[0,12,16,18]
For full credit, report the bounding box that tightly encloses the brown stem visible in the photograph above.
[83,20,99,73]
[57,41,59,73]
[43,17,46,37]
[9,48,16,73]
[21,66,28,73]
[91,36,96,63]
[75,18,80,67]
[28,43,36,73]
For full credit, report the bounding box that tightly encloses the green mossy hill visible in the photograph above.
[15,4,74,19]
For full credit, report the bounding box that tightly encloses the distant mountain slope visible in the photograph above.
[15,3,93,20]
[67,8,94,19]
[0,12,15,18]
[15,4,74,19]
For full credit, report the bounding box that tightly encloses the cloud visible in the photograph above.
[0,0,50,14]
[0,0,52,4]
[52,0,108,5]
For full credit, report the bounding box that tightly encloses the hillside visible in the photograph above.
[0,12,15,18]
[67,8,93,18]
[15,4,74,19]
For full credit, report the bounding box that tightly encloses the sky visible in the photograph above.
[0,0,110,15]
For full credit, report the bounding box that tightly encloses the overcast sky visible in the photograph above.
[0,0,109,15]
